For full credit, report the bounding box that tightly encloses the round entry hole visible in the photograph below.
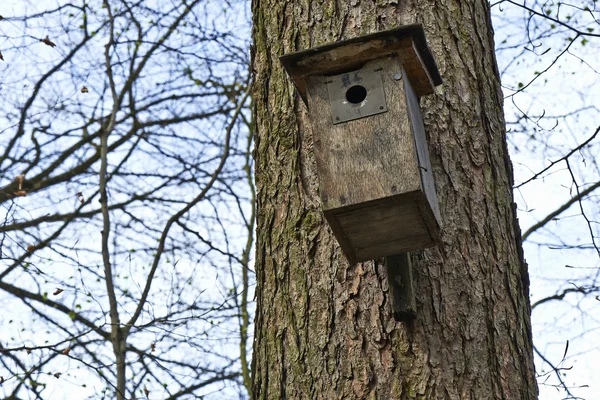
[345,85,367,104]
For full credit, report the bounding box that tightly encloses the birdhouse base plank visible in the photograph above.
[324,191,439,263]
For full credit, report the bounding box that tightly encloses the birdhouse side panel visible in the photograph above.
[403,70,442,226]
[305,57,422,211]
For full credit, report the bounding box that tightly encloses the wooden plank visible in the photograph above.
[404,71,442,226]
[280,24,442,101]
[398,41,436,98]
[307,57,421,211]
[325,192,438,262]
[386,253,417,321]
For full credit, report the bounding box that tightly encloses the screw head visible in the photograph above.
[393,73,402,81]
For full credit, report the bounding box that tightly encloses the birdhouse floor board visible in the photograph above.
[325,192,438,262]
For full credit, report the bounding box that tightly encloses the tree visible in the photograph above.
[0,1,253,399]
[251,1,538,398]
[492,2,600,396]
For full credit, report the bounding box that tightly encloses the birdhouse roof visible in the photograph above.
[280,24,442,102]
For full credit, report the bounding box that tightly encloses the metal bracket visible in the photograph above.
[386,253,416,322]
[326,66,388,124]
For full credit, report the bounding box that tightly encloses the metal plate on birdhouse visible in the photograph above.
[327,67,387,124]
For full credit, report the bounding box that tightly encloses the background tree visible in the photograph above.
[251,1,538,399]
[492,1,600,397]
[0,1,253,399]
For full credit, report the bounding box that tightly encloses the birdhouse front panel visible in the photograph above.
[305,56,439,262]
[306,57,421,210]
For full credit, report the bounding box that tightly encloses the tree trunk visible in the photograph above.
[251,1,538,399]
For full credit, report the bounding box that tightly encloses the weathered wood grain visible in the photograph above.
[280,25,441,101]
[307,57,420,209]
[386,253,417,321]
[306,57,439,261]
[403,67,442,224]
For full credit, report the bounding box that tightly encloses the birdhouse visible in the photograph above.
[280,24,443,263]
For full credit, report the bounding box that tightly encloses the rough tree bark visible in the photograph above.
[251,1,538,399]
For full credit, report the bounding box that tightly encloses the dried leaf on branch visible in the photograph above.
[41,35,56,47]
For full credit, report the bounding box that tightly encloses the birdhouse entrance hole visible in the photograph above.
[345,85,367,104]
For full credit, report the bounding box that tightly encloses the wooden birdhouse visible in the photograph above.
[280,24,443,263]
